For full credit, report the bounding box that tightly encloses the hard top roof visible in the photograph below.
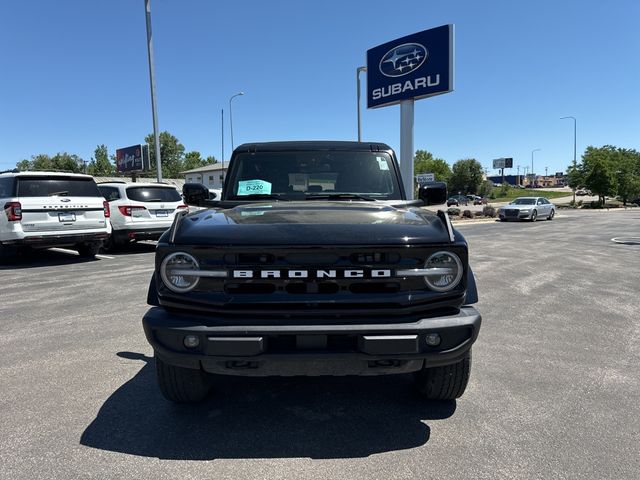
[233,141,393,153]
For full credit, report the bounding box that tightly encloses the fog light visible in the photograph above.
[425,333,441,346]
[183,335,200,349]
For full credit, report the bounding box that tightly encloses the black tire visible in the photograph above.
[531,209,538,222]
[102,235,120,253]
[155,354,212,403]
[413,350,471,400]
[548,209,555,220]
[77,242,101,258]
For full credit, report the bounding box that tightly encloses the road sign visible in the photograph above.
[367,25,454,109]
[416,173,435,183]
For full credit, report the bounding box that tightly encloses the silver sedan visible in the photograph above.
[497,197,556,221]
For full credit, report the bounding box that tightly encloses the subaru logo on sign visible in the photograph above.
[379,43,428,78]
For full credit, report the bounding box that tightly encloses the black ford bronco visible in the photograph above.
[143,141,481,403]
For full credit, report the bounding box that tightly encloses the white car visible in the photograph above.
[0,171,111,258]
[498,197,556,221]
[97,182,187,250]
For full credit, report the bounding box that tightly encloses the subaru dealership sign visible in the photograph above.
[367,25,454,109]
[116,144,144,173]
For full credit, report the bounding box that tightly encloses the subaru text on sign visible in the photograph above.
[367,25,454,109]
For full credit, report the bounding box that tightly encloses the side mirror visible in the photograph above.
[182,183,210,207]
[418,181,448,206]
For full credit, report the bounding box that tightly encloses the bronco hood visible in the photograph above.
[171,202,452,246]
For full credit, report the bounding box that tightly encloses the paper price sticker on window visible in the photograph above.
[237,179,272,196]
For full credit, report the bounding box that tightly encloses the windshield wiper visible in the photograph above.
[305,193,378,201]
[48,191,69,196]
[237,193,290,201]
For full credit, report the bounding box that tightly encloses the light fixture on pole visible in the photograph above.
[356,66,367,142]
[229,92,244,151]
[531,148,541,185]
[560,116,577,202]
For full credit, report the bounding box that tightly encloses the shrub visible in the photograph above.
[474,211,483,217]
[462,209,473,219]
[447,207,461,217]
[482,205,496,217]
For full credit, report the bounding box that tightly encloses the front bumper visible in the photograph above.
[142,306,482,376]
[498,210,532,220]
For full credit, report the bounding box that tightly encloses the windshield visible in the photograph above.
[126,186,182,202]
[511,198,536,205]
[16,177,100,197]
[226,151,401,200]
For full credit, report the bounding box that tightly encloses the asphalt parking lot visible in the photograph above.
[1,209,638,480]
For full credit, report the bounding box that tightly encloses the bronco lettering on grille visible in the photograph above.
[232,269,392,279]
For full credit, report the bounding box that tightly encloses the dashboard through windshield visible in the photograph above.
[226,151,402,200]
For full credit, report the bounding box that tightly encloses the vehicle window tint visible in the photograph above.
[228,151,401,200]
[0,177,15,197]
[16,177,100,197]
[98,186,121,201]
[126,186,181,202]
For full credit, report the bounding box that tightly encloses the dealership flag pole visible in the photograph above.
[144,0,162,183]
[400,100,415,199]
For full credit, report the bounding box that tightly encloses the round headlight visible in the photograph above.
[423,251,463,292]
[160,252,200,293]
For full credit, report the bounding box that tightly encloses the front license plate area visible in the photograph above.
[58,212,76,222]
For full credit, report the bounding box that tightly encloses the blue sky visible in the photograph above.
[1,0,638,177]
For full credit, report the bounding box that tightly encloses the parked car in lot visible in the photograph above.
[447,194,469,207]
[0,171,111,258]
[497,197,555,221]
[97,182,187,250]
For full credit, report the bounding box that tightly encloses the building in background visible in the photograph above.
[181,164,228,189]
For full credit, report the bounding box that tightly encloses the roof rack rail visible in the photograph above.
[96,180,127,184]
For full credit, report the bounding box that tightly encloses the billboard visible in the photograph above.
[116,144,144,173]
[367,25,454,109]
[493,158,513,169]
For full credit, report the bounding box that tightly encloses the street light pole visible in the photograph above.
[229,92,244,152]
[221,108,224,182]
[531,148,541,186]
[560,116,577,202]
[356,66,367,142]
[144,0,162,182]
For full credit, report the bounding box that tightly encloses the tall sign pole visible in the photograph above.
[367,25,454,201]
[400,100,415,198]
[144,0,162,182]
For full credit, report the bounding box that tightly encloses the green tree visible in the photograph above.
[449,158,484,195]
[584,158,614,207]
[51,152,84,172]
[565,163,583,192]
[145,131,186,178]
[183,151,206,171]
[478,179,493,198]
[414,150,451,183]
[614,148,640,205]
[16,159,31,171]
[87,144,115,176]
[205,155,217,165]
[30,154,53,171]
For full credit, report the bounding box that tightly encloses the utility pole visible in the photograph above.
[144,0,162,183]
[221,108,224,183]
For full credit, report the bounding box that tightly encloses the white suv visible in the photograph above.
[0,171,111,258]
[97,182,186,250]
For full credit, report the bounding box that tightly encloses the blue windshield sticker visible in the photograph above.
[237,180,272,196]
